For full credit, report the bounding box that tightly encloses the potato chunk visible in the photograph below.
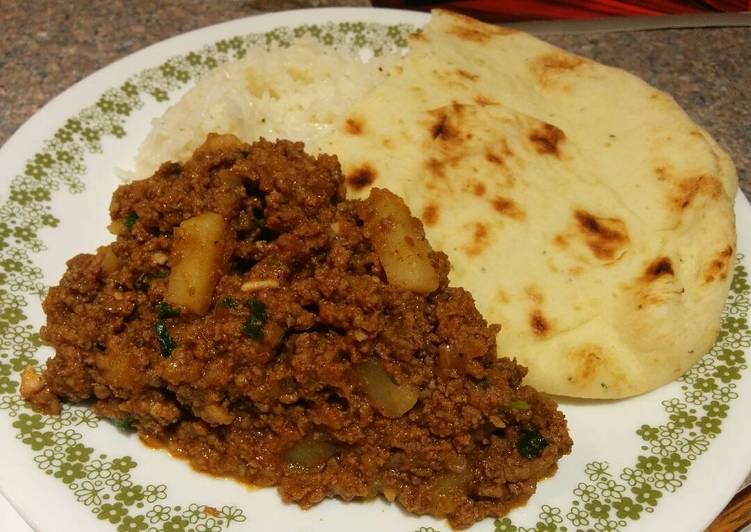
[167,212,227,315]
[98,246,121,276]
[362,188,439,294]
[354,358,419,418]
[284,435,340,469]
[429,470,473,515]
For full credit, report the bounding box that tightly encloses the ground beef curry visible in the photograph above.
[22,134,572,529]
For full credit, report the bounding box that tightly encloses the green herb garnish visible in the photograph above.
[221,297,238,309]
[155,301,180,357]
[516,429,548,459]
[156,320,176,357]
[136,270,168,292]
[157,301,180,319]
[510,400,530,410]
[114,415,133,431]
[242,298,267,341]
[124,212,138,230]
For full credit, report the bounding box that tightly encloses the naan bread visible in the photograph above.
[322,10,737,398]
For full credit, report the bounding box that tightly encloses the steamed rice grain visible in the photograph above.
[131,39,398,180]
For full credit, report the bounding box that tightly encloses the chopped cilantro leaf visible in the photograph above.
[155,301,180,357]
[124,212,138,230]
[157,301,180,319]
[510,400,530,410]
[242,298,267,340]
[516,429,548,459]
[114,415,133,430]
[156,319,177,357]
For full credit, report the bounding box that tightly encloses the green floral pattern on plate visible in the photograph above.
[489,263,749,532]
[0,17,748,532]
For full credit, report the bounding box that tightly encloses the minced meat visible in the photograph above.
[24,134,572,529]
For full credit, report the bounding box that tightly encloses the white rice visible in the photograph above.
[130,39,398,180]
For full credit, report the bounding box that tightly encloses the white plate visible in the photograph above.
[0,8,749,532]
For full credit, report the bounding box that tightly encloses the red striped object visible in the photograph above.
[372,0,750,21]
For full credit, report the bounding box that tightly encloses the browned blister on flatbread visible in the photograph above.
[322,9,737,398]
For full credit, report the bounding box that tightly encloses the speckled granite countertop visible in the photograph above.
[1,1,748,200]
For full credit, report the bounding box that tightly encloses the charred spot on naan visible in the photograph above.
[654,166,669,182]
[429,69,474,91]
[553,234,569,249]
[432,103,469,133]
[671,175,724,211]
[422,106,487,191]
[496,288,511,305]
[464,222,490,257]
[425,157,446,180]
[529,123,565,156]
[472,182,486,196]
[424,153,466,187]
[525,285,544,304]
[344,116,364,135]
[446,25,490,43]
[642,257,674,281]
[568,265,584,276]
[421,203,439,227]
[537,51,585,71]
[530,310,550,337]
[704,245,734,283]
[456,69,479,81]
[474,95,498,107]
[346,165,377,190]
[484,150,504,167]
[565,345,608,387]
[531,51,586,89]
[485,138,514,167]
[573,210,629,262]
[430,110,460,142]
[491,196,525,220]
